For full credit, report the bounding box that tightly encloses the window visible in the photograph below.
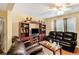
[52,16,76,32]
[56,19,64,32]
[67,17,76,32]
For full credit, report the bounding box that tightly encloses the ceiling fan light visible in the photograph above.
[57,10,64,15]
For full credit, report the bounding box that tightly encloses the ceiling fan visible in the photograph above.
[48,3,73,15]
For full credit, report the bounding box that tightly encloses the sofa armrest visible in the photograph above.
[71,41,77,46]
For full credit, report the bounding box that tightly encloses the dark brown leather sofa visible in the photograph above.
[46,31,77,52]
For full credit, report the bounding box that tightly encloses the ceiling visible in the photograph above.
[0,3,79,19]
[0,3,8,11]
[0,3,14,11]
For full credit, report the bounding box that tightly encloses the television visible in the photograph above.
[31,28,39,34]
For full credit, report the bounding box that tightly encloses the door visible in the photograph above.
[0,17,4,52]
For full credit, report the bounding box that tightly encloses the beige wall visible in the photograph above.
[30,24,39,29]
[45,12,79,48]
[44,19,52,35]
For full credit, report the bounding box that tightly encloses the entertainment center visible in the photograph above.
[19,17,46,46]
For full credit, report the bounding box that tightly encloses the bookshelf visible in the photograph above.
[39,23,46,41]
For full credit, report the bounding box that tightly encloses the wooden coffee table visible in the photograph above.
[39,41,62,55]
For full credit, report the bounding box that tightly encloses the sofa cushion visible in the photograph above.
[64,38,71,40]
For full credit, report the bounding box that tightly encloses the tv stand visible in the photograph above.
[32,34,39,43]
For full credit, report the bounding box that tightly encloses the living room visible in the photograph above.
[0,3,79,55]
